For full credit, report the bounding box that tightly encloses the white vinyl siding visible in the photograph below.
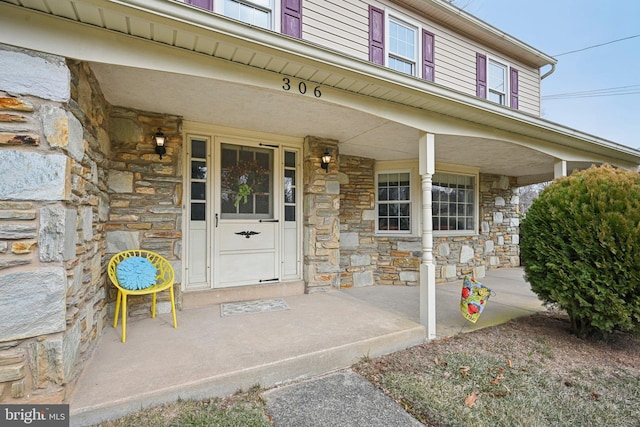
[300,0,542,116]
[435,34,477,94]
[303,0,369,60]
[429,29,541,115]
[516,67,541,114]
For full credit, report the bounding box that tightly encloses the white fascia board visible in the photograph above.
[388,0,556,68]
[73,2,635,161]
[4,0,638,164]
[425,0,557,66]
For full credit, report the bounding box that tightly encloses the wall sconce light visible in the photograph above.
[153,128,166,159]
[321,150,331,173]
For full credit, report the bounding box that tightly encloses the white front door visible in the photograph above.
[214,139,279,287]
[185,128,302,291]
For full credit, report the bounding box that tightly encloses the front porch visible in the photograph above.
[69,268,544,426]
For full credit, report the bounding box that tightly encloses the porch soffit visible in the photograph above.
[2,0,639,176]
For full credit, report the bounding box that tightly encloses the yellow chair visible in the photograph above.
[108,250,177,343]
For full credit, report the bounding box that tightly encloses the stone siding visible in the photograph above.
[434,174,521,281]
[303,137,340,292]
[0,46,183,404]
[376,238,422,285]
[0,48,110,403]
[338,155,377,288]
[337,155,520,286]
[105,107,183,315]
[480,174,520,269]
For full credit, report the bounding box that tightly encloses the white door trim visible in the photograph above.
[182,122,303,291]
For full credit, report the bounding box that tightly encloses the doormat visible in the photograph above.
[221,298,290,317]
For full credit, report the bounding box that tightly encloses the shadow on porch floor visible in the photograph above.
[68,267,543,426]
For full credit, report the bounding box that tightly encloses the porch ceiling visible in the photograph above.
[3,0,638,181]
[91,62,554,178]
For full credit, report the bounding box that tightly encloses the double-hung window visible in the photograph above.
[432,172,476,232]
[476,53,519,109]
[369,6,435,81]
[388,18,417,76]
[376,169,477,235]
[223,0,273,29]
[377,172,412,233]
[185,0,302,38]
[488,60,507,105]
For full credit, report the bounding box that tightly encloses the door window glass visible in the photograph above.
[190,139,207,221]
[221,144,273,218]
[284,150,297,221]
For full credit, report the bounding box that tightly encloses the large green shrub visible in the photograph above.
[520,165,640,337]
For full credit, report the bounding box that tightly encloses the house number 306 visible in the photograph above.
[282,78,321,98]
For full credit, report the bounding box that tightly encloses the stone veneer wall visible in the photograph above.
[303,136,340,292]
[338,155,520,286]
[338,155,377,288]
[105,107,183,315]
[0,47,110,403]
[433,173,520,281]
[0,45,184,404]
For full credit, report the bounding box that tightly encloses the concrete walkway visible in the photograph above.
[69,267,543,426]
[264,369,424,427]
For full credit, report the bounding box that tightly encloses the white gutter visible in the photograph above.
[414,0,557,68]
[4,0,637,162]
[541,63,556,80]
[92,1,639,161]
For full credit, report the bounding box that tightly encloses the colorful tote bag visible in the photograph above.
[460,275,492,323]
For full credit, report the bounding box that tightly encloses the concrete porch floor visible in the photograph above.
[69,267,543,426]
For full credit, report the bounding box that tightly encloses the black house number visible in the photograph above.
[282,78,321,98]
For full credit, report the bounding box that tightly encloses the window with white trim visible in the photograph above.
[222,0,273,29]
[432,172,476,232]
[388,17,417,75]
[369,7,435,81]
[488,59,508,105]
[186,0,302,38]
[377,171,412,233]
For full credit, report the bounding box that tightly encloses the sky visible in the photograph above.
[453,0,640,150]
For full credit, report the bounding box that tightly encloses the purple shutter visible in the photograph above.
[186,0,213,11]
[422,30,435,82]
[476,53,487,98]
[369,6,384,65]
[282,0,302,38]
[510,67,519,109]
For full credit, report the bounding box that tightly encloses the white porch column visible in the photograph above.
[418,132,436,339]
[554,159,567,179]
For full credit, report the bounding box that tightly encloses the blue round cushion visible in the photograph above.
[115,256,157,290]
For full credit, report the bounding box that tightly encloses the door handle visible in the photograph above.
[215,213,218,227]
[259,219,279,223]
[235,231,261,238]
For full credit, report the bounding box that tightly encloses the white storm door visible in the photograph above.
[214,140,280,288]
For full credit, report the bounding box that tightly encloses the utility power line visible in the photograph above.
[543,84,640,100]
[552,34,640,57]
